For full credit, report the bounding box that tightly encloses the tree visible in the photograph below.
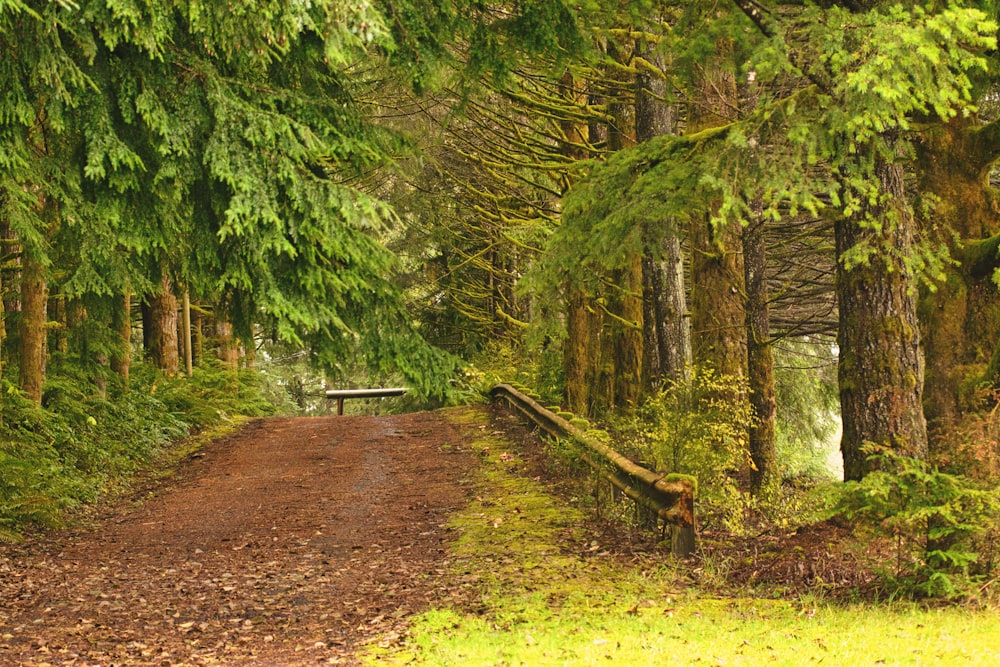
[0,0,489,402]
[722,1,993,478]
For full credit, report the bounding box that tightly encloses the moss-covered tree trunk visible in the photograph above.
[558,72,597,416]
[214,314,240,371]
[597,38,642,415]
[688,41,746,380]
[837,153,928,480]
[564,288,593,414]
[145,271,179,376]
[610,256,644,412]
[914,116,1000,433]
[18,249,47,404]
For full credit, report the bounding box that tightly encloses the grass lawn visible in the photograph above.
[366,407,1000,666]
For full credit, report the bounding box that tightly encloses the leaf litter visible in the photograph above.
[0,412,480,666]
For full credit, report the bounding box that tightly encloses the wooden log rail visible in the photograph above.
[490,383,696,557]
[325,387,409,415]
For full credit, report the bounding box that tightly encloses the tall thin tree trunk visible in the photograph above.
[611,257,644,412]
[559,71,601,416]
[837,152,928,480]
[599,37,642,415]
[19,250,47,404]
[182,290,193,377]
[192,306,203,367]
[743,213,777,495]
[564,288,594,415]
[111,291,131,384]
[636,43,689,388]
[688,41,746,379]
[655,234,691,383]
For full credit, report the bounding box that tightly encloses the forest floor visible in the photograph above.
[2,406,995,666]
[0,410,481,666]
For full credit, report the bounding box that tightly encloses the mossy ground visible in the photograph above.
[365,406,1000,666]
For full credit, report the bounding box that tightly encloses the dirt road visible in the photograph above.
[0,411,477,666]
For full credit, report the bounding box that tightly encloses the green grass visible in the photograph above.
[366,407,1000,666]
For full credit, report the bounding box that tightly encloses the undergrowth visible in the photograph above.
[368,406,1000,666]
[0,360,276,541]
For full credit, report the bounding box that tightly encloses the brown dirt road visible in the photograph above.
[0,410,478,666]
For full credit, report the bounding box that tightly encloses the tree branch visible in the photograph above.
[961,231,1000,280]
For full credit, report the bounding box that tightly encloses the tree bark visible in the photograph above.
[214,314,240,371]
[146,272,179,376]
[558,71,598,416]
[743,214,778,496]
[837,153,928,480]
[111,291,131,384]
[182,290,193,376]
[914,117,1000,432]
[564,286,595,415]
[598,37,642,415]
[18,250,47,404]
[636,43,690,388]
[687,39,747,380]
[610,256,644,412]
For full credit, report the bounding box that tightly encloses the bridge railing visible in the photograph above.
[491,383,696,557]
[325,387,409,415]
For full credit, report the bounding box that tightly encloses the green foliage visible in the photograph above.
[531,3,998,299]
[774,339,840,481]
[137,361,276,430]
[460,339,563,406]
[625,366,753,532]
[836,446,1000,599]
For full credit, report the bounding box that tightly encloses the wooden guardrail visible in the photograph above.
[490,383,696,557]
[325,387,409,415]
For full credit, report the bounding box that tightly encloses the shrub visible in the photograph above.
[626,366,754,533]
[836,445,1000,599]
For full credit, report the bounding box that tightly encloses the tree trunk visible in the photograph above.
[146,272,179,376]
[636,42,690,388]
[611,256,644,412]
[598,37,642,415]
[690,215,746,378]
[914,117,1000,433]
[837,152,928,480]
[564,286,595,415]
[192,306,204,367]
[215,315,240,371]
[182,290,193,376]
[111,291,131,384]
[687,40,746,380]
[743,214,778,496]
[655,234,691,383]
[18,250,47,404]
[558,71,597,416]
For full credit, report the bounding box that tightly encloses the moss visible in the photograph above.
[440,405,490,427]
[556,411,575,420]
[569,417,590,430]
[585,429,610,442]
[664,472,698,497]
